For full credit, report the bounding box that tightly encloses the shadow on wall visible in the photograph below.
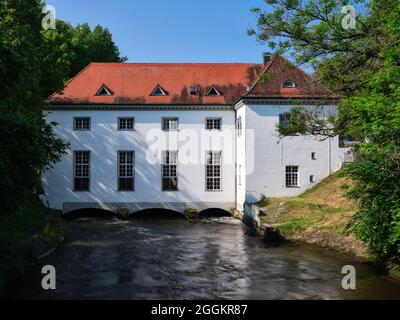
[44,116,209,211]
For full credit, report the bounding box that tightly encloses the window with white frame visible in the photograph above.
[206,151,222,191]
[74,117,91,131]
[118,117,135,131]
[286,166,299,187]
[74,151,90,191]
[282,80,296,88]
[118,151,134,191]
[206,118,222,130]
[161,151,178,191]
[96,85,113,96]
[206,87,221,96]
[162,117,178,131]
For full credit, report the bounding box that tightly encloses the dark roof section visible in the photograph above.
[244,55,336,99]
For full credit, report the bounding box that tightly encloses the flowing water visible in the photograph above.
[6,215,400,300]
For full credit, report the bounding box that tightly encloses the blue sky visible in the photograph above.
[46,0,268,63]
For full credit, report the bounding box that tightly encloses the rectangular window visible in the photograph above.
[311,152,316,160]
[74,117,91,131]
[238,164,242,186]
[118,117,135,131]
[205,118,222,130]
[161,151,178,191]
[279,112,291,128]
[118,151,134,191]
[286,166,299,187]
[236,116,242,137]
[206,151,222,191]
[310,175,315,183]
[162,117,179,131]
[74,151,90,191]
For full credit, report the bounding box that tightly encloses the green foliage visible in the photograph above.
[0,201,62,291]
[117,208,130,220]
[42,20,127,96]
[276,107,308,136]
[40,211,65,246]
[0,0,126,291]
[344,144,400,260]
[0,0,68,213]
[251,0,400,260]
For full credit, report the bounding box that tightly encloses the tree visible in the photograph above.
[249,0,400,260]
[0,0,68,214]
[42,21,127,96]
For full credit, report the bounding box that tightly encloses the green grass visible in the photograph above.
[259,170,357,238]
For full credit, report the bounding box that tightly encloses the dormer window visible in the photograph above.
[282,80,296,88]
[151,85,167,96]
[190,85,198,96]
[206,87,221,96]
[96,85,113,96]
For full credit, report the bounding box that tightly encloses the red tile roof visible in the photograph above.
[47,56,336,105]
[245,56,335,99]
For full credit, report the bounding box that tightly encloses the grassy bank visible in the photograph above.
[258,171,369,259]
[0,201,65,292]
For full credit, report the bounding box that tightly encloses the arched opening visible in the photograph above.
[63,208,116,219]
[198,208,231,219]
[130,208,184,219]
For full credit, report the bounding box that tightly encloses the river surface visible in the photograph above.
[6,215,400,300]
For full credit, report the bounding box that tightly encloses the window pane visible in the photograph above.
[74,117,90,130]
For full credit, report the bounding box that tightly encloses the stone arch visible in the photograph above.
[198,208,231,219]
[130,208,185,218]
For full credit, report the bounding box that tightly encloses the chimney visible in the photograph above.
[263,52,272,64]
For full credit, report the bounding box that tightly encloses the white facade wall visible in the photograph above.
[235,102,348,209]
[235,106,246,211]
[43,102,348,214]
[43,108,236,213]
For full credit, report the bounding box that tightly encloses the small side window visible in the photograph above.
[282,80,296,88]
[311,152,316,160]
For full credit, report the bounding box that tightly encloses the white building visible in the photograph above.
[43,55,348,215]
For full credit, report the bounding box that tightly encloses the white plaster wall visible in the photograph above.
[42,108,236,213]
[235,106,246,211]
[239,103,348,204]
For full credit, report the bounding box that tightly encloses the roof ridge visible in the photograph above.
[47,62,93,100]
[243,56,277,97]
[90,62,262,65]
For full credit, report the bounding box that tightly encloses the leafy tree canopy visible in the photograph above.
[42,20,127,96]
[250,0,400,260]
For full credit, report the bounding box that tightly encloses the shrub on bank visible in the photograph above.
[0,201,64,293]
